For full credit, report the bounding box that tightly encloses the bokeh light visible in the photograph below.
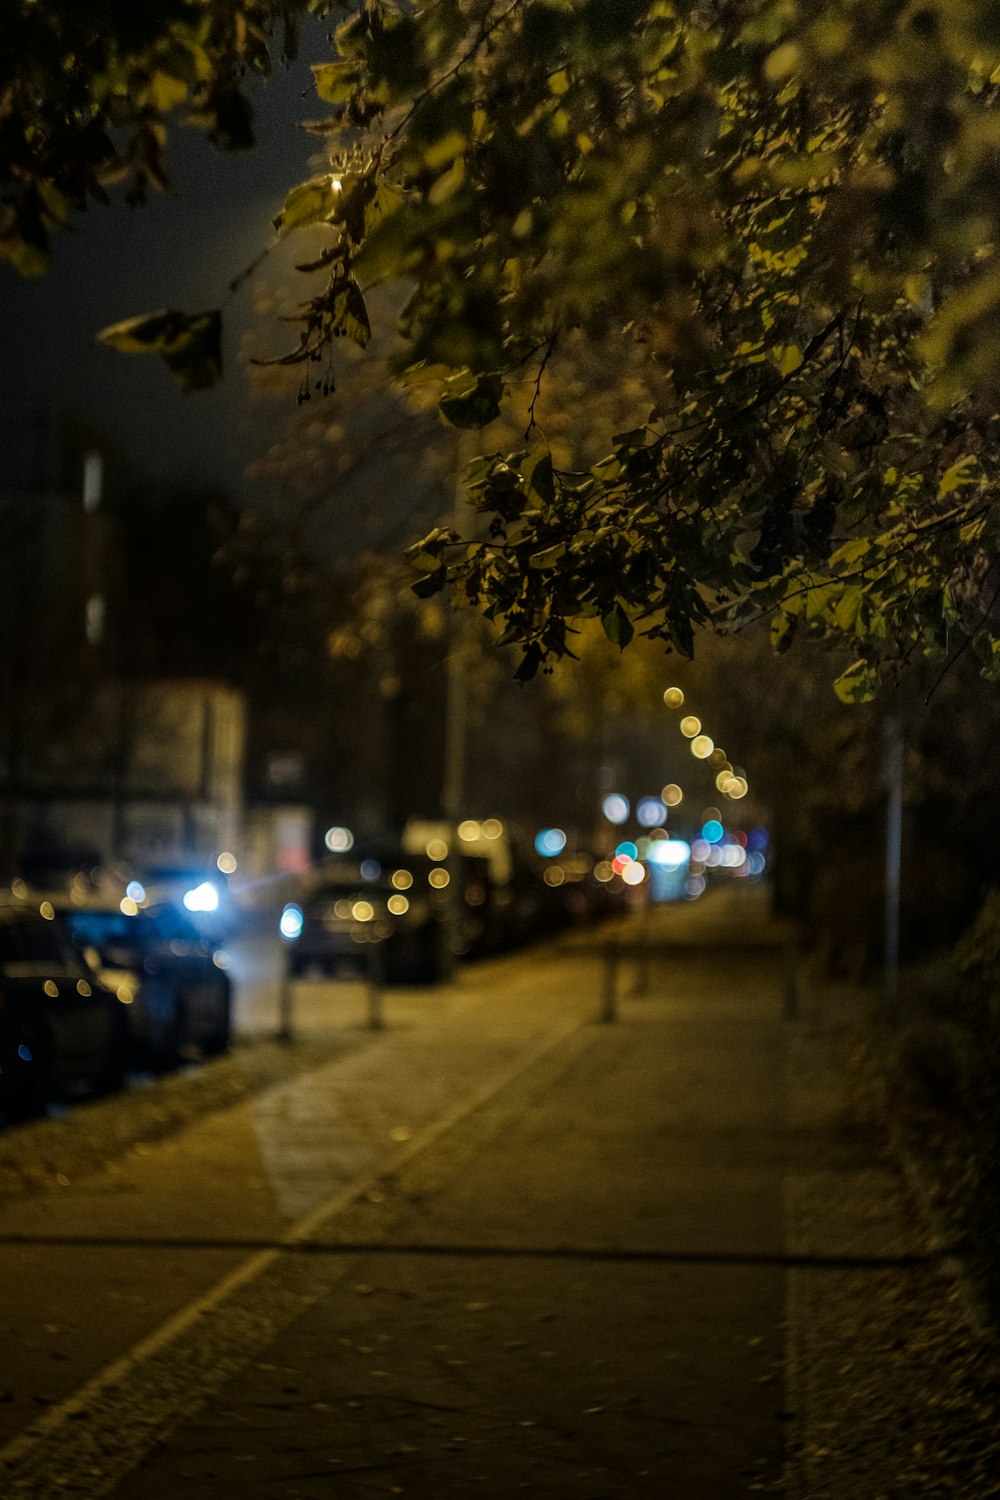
[637,796,667,827]
[535,827,568,857]
[679,715,701,738]
[601,793,630,825]
[646,838,691,868]
[663,687,685,709]
[691,735,714,759]
[279,903,303,940]
[661,784,683,807]
[325,826,354,852]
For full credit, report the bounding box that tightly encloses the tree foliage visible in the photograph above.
[10,1,1000,692]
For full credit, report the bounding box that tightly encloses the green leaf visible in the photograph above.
[804,583,837,620]
[601,603,634,649]
[312,61,358,105]
[274,175,340,234]
[97,309,222,391]
[833,585,863,632]
[832,658,879,704]
[404,526,455,571]
[528,543,567,569]
[439,372,503,429]
[829,538,871,571]
[332,279,371,348]
[411,567,447,598]
[523,448,555,506]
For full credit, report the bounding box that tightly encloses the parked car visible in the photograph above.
[280,842,496,983]
[136,863,240,942]
[54,896,233,1070]
[0,898,128,1122]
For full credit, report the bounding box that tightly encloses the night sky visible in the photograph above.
[1,25,329,499]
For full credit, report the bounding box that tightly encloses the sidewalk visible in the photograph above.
[3,897,998,1497]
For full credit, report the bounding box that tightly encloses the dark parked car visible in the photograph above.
[55,898,232,1070]
[0,899,127,1122]
[279,843,507,983]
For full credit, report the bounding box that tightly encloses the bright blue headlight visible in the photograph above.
[183,881,220,913]
[279,903,304,941]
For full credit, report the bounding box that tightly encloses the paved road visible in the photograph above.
[0,891,993,1496]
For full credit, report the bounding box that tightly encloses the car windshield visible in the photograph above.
[62,909,143,950]
[62,904,203,957]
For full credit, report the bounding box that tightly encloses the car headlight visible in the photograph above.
[279,903,304,940]
[183,881,220,913]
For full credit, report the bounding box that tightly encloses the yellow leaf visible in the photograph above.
[148,71,188,111]
[777,344,802,376]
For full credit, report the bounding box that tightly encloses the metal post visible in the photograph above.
[601,942,619,1023]
[632,945,651,999]
[883,716,904,1014]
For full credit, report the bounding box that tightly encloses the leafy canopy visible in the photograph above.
[8,0,1000,695]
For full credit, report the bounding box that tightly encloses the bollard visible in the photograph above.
[632,944,651,999]
[601,942,619,1023]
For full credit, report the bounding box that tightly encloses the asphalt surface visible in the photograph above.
[1,888,997,1497]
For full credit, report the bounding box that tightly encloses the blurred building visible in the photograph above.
[0,399,250,878]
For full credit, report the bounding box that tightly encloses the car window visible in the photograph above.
[62,909,143,950]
